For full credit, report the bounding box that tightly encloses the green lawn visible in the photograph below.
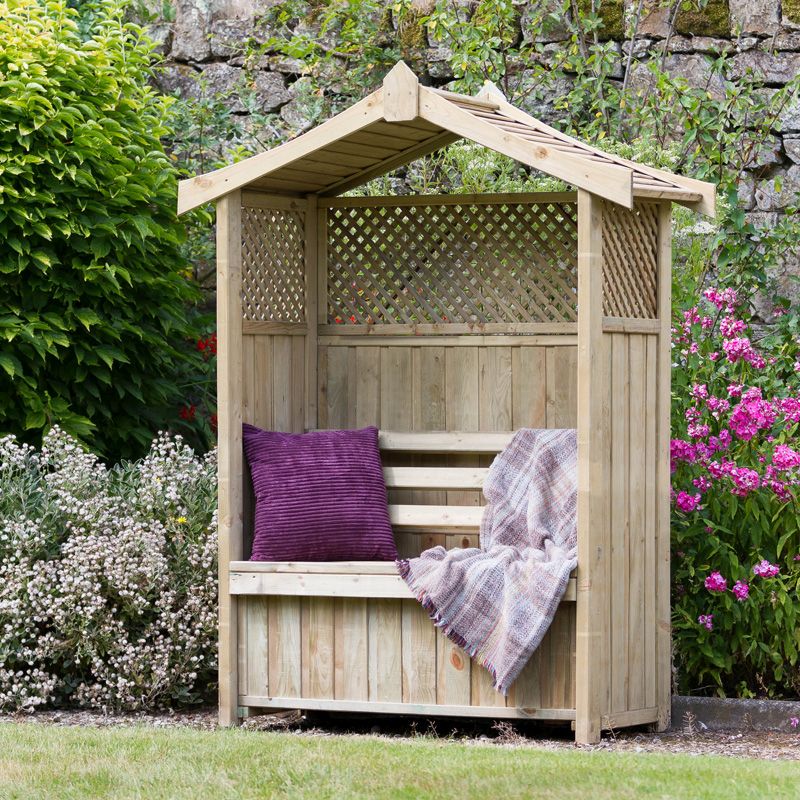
[0,723,797,800]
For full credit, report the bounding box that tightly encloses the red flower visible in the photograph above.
[179,404,196,422]
[210,413,218,433]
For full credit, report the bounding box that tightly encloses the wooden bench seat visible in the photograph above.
[230,561,577,601]
[233,430,576,602]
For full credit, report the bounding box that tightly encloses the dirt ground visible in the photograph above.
[3,707,799,761]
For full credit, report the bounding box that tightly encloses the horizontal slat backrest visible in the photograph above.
[377,431,512,532]
[379,430,514,453]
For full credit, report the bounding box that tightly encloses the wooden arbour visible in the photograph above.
[178,62,715,744]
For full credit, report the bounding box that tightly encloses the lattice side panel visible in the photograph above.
[326,201,578,325]
[241,206,305,322]
[602,202,659,319]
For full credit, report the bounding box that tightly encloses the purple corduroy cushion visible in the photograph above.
[243,424,397,562]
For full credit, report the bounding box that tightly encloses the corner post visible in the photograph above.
[216,190,244,726]
[304,194,319,430]
[655,202,673,731]
[575,190,610,744]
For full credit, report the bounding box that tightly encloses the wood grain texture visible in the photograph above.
[575,190,610,744]
[216,192,243,727]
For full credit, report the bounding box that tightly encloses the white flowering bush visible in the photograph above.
[0,428,218,711]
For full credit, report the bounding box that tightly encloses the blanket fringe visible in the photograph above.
[396,559,510,695]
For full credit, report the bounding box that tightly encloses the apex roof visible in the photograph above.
[178,61,715,216]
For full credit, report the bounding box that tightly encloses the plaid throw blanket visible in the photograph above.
[397,428,577,695]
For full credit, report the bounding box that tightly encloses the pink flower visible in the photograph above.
[729,393,776,441]
[753,560,780,578]
[777,397,800,424]
[671,439,698,465]
[701,316,714,329]
[703,287,738,311]
[698,614,714,631]
[723,336,758,365]
[688,423,710,439]
[706,397,730,414]
[693,475,712,493]
[773,445,800,471]
[730,467,760,497]
[704,526,714,534]
[720,315,747,337]
[691,383,709,400]
[708,351,719,361]
[704,571,728,592]
[727,383,743,398]
[732,580,749,601]
[675,491,701,512]
[790,717,799,729]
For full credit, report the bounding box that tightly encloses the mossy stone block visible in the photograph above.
[578,0,625,40]
[784,0,800,24]
[675,0,731,38]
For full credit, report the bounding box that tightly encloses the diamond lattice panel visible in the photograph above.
[326,201,578,325]
[602,202,659,319]
[241,206,305,322]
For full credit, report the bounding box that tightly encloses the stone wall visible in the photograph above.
[150,0,800,218]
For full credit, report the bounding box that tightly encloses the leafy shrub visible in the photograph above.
[0,0,202,460]
[670,288,800,697]
[0,427,217,711]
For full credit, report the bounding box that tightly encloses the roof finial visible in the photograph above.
[477,81,507,103]
[383,61,419,121]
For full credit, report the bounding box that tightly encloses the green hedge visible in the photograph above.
[0,0,200,460]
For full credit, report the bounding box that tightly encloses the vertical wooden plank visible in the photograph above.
[507,641,542,711]
[412,347,446,431]
[246,598,269,697]
[628,335,647,711]
[241,336,256,560]
[512,346,547,429]
[470,659,501,708]
[545,606,572,707]
[324,346,350,429]
[368,599,403,702]
[548,346,578,428]
[575,189,610,744]
[380,347,412,430]
[436,629,471,706]
[317,345,328,428]
[402,601,437,704]
[241,336,255,425]
[644,335,658,710]
[216,191,243,727]
[237,598,248,698]
[305,195,318,430]
[303,598,334,699]
[253,336,273,429]
[655,203,672,731]
[291,334,306,432]
[479,347,513,432]
[334,598,369,701]
[272,336,294,431]
[610,333,630,714]
[268,597,301,698]
[445,348,479,431]
[355,347,381,427]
